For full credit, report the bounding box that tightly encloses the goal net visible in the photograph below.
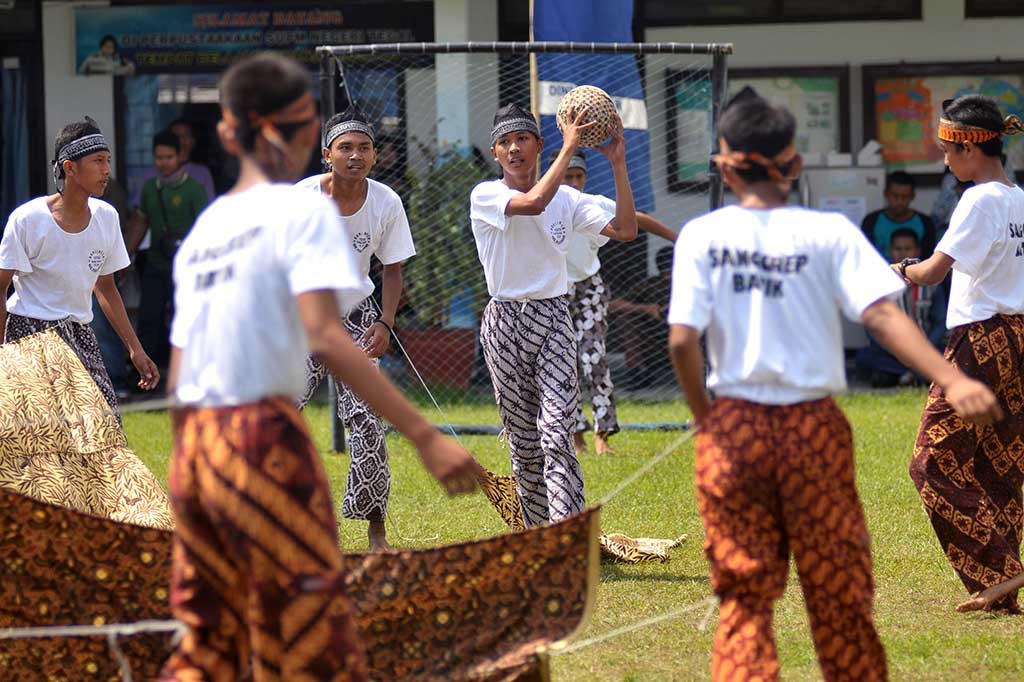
[316,42,729,410]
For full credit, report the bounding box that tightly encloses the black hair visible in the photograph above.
[942,95,1005,157]
[885,171,916,191]
[656,246,675,274]
[889,227,920,247]
[153,129,181,152]
[53,117,103,161]
[219,53,311,151]
[168,118,194,134]
[718,94,797,184]
[100,35,117,50]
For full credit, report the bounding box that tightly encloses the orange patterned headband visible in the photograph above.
[938,114,1024,144]
[713,145,799,183]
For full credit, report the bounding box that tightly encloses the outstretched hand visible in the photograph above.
[596,114,627,165]
[131,349,160,391]
[360,322,391,359]
[944,375,1003,426]
[561,105,598,150]
[417,431,485,496]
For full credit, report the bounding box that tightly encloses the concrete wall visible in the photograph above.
[42,1,115,192]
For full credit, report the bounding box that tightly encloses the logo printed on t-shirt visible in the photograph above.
[87,250,105,273]
[549,220,567,245]
[353,232,372,252]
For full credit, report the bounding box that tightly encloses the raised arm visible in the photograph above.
[638,212,677,242]
[506,108,597,216]
[597,115,637,242]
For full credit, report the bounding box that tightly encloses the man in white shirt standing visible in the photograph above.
[163,53,480,682]
[554,149,677,455]
[898,94,1024,615]
[470,103,637,528]
[668,94,1001,682]
[295,106,416,552]
[0,117,159,417]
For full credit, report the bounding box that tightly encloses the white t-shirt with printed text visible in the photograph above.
[566,192,614,283]
[0,196,130,324]
[470,181,613,300]
[170,184,372,407]
[668,205,904,405]
[936,182,1024,328]
[296,175,416,294]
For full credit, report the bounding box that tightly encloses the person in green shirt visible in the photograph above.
[134,129,208,371]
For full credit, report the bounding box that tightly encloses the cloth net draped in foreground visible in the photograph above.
[0,487,599,682]
[0,328,173,529]
[0,332,601,680]
[476,469,687,563]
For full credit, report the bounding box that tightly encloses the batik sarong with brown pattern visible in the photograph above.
[911,313,1024,614]
[0,327,172,528]
[0,484,599,682]
[160,398,369,682]
[696,397,888,682]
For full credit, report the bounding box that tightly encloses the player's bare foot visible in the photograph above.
[957,573,1024,613]
[573,432,587,455]
[595,433,617,455]
[368,520,392,552]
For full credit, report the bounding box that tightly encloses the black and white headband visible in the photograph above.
[324,121,375,150]
[52,133,109,191]
[490,117,540,147]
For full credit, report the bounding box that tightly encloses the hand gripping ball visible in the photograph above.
[556,85,618,148]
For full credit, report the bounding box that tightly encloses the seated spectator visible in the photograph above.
[132,130,208,371]
[855,228,947,387]
[609,246,675,389]
[862,171,937,258]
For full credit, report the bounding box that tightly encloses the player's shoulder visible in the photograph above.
[6,196,50,224]
[88,196,120,219]
[295,173,327,193]
[961,181,1021,213]
[366,178,404,207]
[470,178,511,202]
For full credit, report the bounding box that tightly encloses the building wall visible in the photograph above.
[42,1,116,193]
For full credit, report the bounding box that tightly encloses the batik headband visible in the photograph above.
[938,115,1024,144]
[52,133,109,192]
[324,120,375,149]
[490,117,540,147]
[713,144,799,183]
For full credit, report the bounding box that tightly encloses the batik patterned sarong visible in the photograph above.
[911,313,1024,613]
[297,298,390,522]
[0,327,172,529]
[568,273,619,436]
[160,399,369,682]
[696,397,888,682]
[480,296,585,527]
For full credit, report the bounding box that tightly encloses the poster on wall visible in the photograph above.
[74,3,433,75]
[863,62,1024,180]
[665,66,848,191]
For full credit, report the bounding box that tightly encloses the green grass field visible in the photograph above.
[123,390,1023,681]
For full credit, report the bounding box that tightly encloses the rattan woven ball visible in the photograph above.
[556,85,617,148]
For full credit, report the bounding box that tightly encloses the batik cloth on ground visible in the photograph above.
[0,327,171,528]
[297,298,390,522]
[480,296,585,527]
[568,273,619,436]
[911,313,1024,613]
[1,466,599,681]
[476,468,687,563]
[696,397,888,682]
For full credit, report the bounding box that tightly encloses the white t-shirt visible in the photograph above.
[668,205,904,405]
[296,175,416,293]
[470,181,613,299]
[936,182,1024,328]
[0,196,130,324]
[566,192,614,283]
[170,184,372,407]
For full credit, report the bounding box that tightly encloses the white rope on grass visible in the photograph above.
[598,426,696,506]
[553,596,717,656]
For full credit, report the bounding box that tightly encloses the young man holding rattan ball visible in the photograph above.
[469,102,637,528]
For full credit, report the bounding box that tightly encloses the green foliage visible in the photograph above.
[403,146,493,327]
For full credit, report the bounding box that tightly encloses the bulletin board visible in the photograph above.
[863,61,1024,183]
